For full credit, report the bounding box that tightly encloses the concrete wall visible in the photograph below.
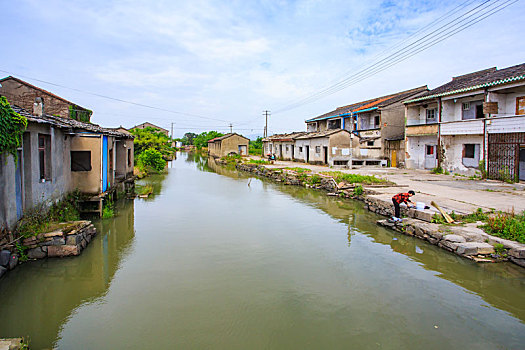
[210,135,249,157]
[442,93,485,122]
[70,135,102,194]
[441,134,484,175]
[0,123,72,229]
[0,154,18,230]
[0,79,71,118]
[327,131,352,166]
[405,135,438,170]
[294,131,351,166]
[353,129,382,160]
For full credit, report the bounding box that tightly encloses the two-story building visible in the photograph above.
[404,63,525,179]
[305,86,427,167]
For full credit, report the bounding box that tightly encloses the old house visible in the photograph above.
[262,132,307,160]
[294,129,352,167]
[208,133,250,158]
[305,86,427,167]
[404,63,525,179]
[131,122,169,136]
[0,76,92,121]
[0,102,133,230]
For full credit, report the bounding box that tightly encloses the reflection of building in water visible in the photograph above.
[0,200,136,350]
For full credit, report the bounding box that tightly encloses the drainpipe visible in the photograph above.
[483,89,489,174]
[437,97,442,168]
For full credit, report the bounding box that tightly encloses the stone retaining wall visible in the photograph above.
[0,221,96,280]
[225,159,525,269]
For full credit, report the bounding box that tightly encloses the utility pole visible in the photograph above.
[263,110,270,138]
[229,123,233,133]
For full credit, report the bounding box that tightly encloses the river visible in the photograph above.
[0,152,524,349]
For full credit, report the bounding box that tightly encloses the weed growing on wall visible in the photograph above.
[0,96,28,163]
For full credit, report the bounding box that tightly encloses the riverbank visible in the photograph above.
[220,158,525,268]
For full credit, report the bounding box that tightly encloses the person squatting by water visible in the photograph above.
[391,190,415,222]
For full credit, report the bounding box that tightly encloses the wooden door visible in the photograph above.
[391,149,397,168]
[517,96,525,115]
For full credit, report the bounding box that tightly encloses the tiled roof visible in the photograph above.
[262,132,308,142]
[131,122,169,133]
[12,105,133,138]
[0,76,90,111]
[295,129,350,140]
[207,133,249,143]
[405,63,525,103]
[306,86,428,122]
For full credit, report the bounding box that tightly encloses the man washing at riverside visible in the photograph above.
[390,190,416,222]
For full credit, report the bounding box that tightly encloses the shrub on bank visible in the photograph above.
[137,148,166,174]
[481,210,525,243]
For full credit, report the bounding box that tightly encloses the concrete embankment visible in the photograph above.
[0,221,97,279]
[228,161,525,268]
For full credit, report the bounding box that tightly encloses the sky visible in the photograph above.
[1,0,524,138]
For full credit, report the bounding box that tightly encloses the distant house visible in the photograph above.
[0,102,133,230]
[404,63,525,180]
[294,129,352,166]
[262,132,307,160]
[0,76,93,121]
[305,86,428,167]
[208,133,250,158]
[131,122,169,136]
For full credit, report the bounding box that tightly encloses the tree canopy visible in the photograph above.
[193,131,224,149]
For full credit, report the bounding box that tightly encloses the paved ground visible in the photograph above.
[248,156,525,215]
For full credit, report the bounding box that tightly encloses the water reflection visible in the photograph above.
[274,183,525,322]
[0,200,136,349]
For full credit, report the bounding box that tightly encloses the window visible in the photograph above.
[269,144,272,152]
[38,134,51,180]
[286,145,289,152]
[464,144,475,158]
[426,108,437,122]
[315,146,321,153]
[367,140,374,147]
[462,102,470,110]
[374,116,380,128]
[426,145,434,156]
[71,151,92,171]
[516,96,525,115]
[127,149,132,167]
[299,146,303,152]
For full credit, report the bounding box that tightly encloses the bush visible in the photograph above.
[353,185,364,196]
[137,148,166,173]
[481,210,525,243]
[247,159,270,165]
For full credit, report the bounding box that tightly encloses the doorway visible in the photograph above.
[424,144,437,169]
[291,144,295,160]
[323,146,328,164]
[391,149,397,168]
[518,147,525,181]
[305,145,310,163]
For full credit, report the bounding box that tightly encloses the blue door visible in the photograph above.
[102,136,108,192]
[15,150,23,220]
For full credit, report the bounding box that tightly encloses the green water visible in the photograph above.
[0,152,524,349]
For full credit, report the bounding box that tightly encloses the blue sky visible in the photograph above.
[1,0,524,137]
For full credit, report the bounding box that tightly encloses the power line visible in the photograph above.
[0,69,231,123]
[272,0,518,114]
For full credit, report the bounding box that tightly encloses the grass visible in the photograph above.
[285,167,312,174]
[246,159,271,165]
[353,185,364,196]
[431,166,450,175]
[320,171,386,184]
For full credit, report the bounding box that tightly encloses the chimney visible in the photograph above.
[33,97,44,116]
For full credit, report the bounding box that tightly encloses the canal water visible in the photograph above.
[0,152,524,349]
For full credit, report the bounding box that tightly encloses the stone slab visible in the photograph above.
[27,247,46,259]
[47,245,79,257]
[0,266,6,278]
[443,234,466,243]
[8,254,18,270]
[456,242,494,256]
[509,247,525,259]
[0,338,24,350]
[43,230,63,238]
[0,250,10,267]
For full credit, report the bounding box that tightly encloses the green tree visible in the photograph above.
[193,131,224,149]
[137,148,166,173]
[249,137,263,155]
[130,127,175,159]
[183,132,198,145]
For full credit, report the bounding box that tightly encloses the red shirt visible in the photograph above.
[393,193,412,204]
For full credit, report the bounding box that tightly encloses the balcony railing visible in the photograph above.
[406,119,438,126]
